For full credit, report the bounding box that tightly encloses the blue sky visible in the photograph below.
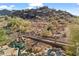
[0,3,79,16]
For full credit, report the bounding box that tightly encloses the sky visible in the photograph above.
[0,3,79,16]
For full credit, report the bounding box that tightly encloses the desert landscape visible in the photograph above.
[0,5,79,56]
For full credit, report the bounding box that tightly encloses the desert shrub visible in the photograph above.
[7,17,32,32]
[0,18,4,22]
[73,16,79,24]
[65,46,76,56]
[66,24,79,55]
[40,23,53,37]
[0,28,9,45]
[0,16,5,22]
[40,30,52,37]
[0,16,10,22]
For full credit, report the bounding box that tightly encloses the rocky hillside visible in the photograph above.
[0,7,78,56]
[0,6,75,20]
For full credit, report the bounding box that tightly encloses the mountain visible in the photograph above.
[0,9,11,15]
[0,6,75,20]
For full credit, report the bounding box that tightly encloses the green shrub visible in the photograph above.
[40,23,53,37]
[7,18,32,32]
[66,24,79,55]
[0,28,9,45]
[40,30,52,37]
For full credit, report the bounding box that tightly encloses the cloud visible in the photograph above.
[0,5,15,10]
[76,3,79,5]
[67,8,79,16]
[0,0,79,3]
[27,0,44,9]
[27,6,34,9]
